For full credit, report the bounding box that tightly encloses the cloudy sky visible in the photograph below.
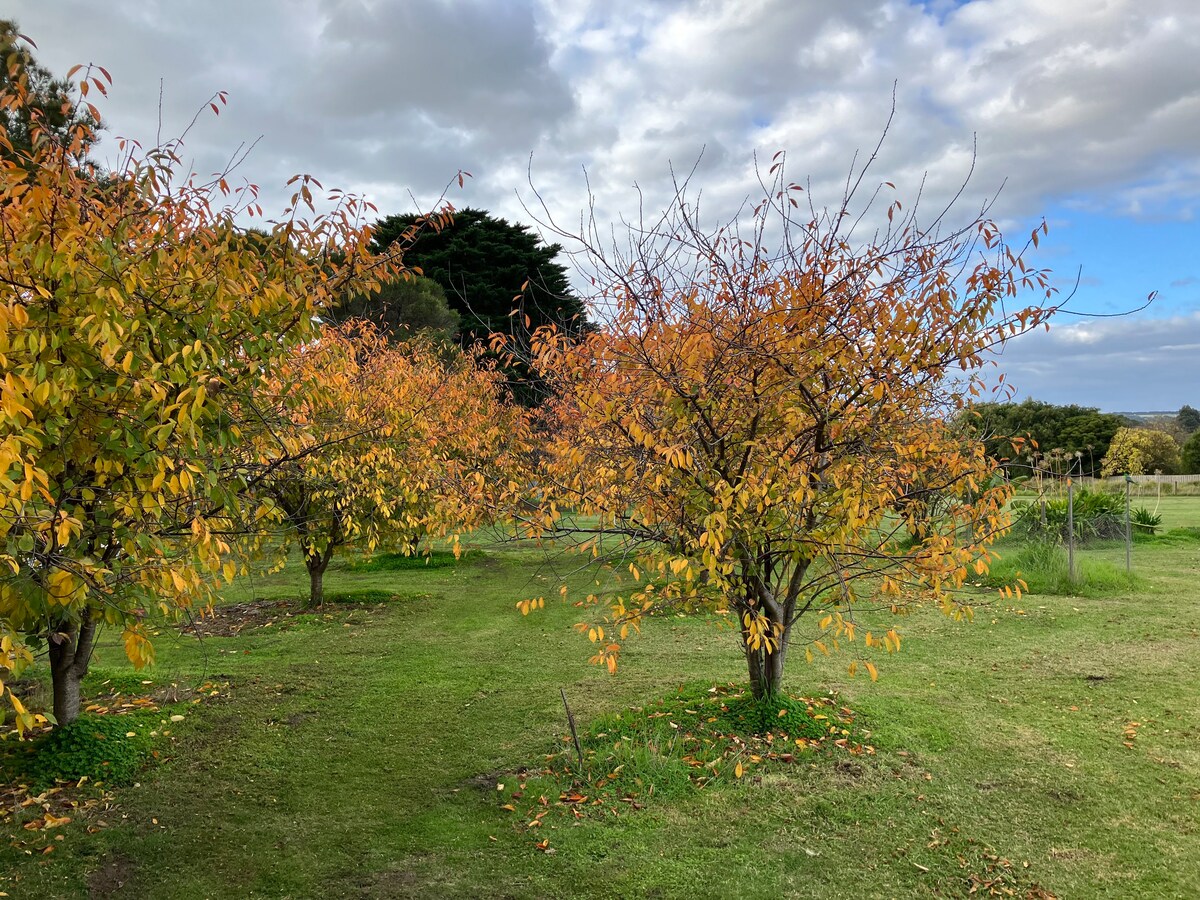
[14,0,1200,412]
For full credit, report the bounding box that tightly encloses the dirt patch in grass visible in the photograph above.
[367,869,421,893]
[178,593,421,638]
[1045,786,1083,805]
[1048,847,1097,861]
[179,599,297,637]
[346,867,422,899]
[87,853,137,897]
[461,771,503,792]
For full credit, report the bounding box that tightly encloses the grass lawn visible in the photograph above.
[2,515,1200,898]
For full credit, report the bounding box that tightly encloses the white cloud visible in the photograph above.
[11,0,1200,408]
[17,0,1200,222]
[991,313,1200,410]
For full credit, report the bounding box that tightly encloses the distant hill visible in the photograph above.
[1114,411,1179,420]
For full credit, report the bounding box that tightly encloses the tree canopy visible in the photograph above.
[370,207,590,404]
[967,400,1129,477]
[332,274,460,342]
[251,321,519,607]
[0,44,415,729]
[1177,404,1200,435]
[509,153,1058,698]
[1101,427,1182,476]
[1182,430,1200,474]
[0,21,98,166]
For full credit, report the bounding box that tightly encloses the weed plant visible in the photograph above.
[4,714,159,789]
[1131,507,1163,534]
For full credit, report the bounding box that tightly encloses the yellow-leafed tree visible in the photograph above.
[0,39,424,728]
[252,321,519,607]
[1100,427,1181,477]
[516,151,1059,698]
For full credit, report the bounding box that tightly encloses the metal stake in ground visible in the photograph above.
[1125,474,1133,574]
[560,687,584,770]
[1067,477,1076,584]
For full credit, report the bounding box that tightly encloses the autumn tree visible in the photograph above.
[1139,414,1189,447]
[0,45,426,728]
[1100,427,1181,476]
[510,151,1058,699]
[251,321,518,607]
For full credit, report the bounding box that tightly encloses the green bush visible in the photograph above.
[714,691,828,740]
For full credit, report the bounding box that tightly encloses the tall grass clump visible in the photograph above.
[986,540,1137,596]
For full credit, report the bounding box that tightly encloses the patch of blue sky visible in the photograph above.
[1024,203,1199,319]
[909,0,975,26]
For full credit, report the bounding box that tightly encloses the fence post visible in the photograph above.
[1124,475,1132,574]
[1067,478,1076,584]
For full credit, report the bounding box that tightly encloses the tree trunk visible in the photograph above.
[48,618,97,726]
[305,551,330,609]
[741,574,791,699]
[744,631,788,699]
